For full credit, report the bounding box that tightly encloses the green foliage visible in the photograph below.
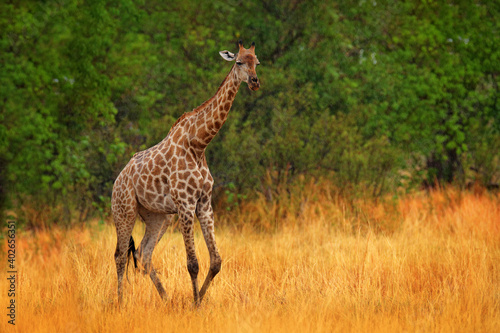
[224,182,247,211]
[1,0,498,226]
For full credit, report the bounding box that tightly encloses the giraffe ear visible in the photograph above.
[219,50,236,61]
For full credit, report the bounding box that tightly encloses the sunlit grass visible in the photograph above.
[2,184,499,332]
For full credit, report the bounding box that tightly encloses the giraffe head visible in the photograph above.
[219,41,260,91]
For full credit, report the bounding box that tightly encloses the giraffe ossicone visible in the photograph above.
[111,41,260,305]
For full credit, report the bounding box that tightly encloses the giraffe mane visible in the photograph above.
[168,64,235,133]
[168,110,196,132]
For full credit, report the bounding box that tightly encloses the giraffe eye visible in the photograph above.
[236,61,243,66]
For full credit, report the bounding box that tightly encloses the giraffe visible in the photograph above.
[111,41,260,305]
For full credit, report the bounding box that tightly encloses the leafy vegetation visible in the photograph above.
[1,0,499,226]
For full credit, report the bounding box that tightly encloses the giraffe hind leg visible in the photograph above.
[113,207,138,303]
[137,207,173,300]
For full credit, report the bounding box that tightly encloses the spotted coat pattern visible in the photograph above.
[111,42,260,305]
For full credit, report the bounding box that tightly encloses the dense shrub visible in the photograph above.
[1,0,498,226]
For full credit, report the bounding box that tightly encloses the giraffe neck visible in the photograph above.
[189,65,241,150]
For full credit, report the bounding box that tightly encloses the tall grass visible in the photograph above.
[2,183,499,332]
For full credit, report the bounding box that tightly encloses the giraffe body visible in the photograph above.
[112,41,260,305]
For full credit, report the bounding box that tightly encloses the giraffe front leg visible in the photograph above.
[179,210,200,305]
[197,202,221,302]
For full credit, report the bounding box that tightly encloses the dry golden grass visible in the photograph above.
[2,183,500,332]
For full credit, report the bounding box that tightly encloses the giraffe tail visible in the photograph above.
[125,236,138,284]
[127,236,138,269]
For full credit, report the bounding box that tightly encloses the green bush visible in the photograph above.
[1,0,498,227]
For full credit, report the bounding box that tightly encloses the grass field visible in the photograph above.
[2,183,500,332]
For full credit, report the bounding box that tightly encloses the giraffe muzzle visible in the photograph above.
[248,76,260,91]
